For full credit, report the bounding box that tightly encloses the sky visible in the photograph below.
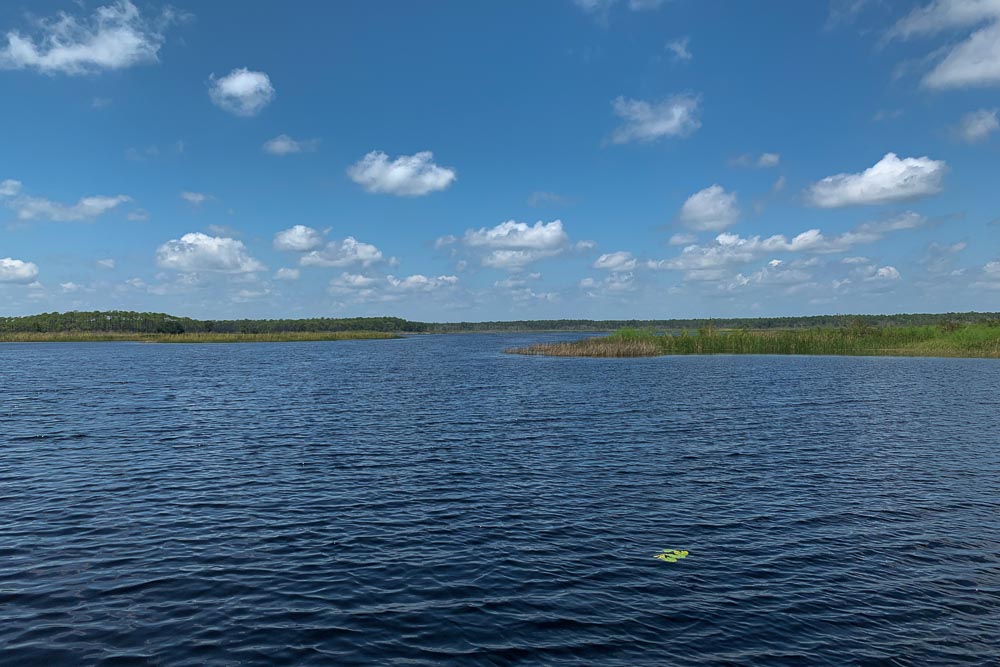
[1,0,999,321]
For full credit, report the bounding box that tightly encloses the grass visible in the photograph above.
[0,331,401,343]
[507,324,1000,359]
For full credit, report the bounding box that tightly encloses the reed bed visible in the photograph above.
[508,325,1000,359]
[0,331,400,343]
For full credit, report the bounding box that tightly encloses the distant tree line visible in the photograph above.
[0,311,427,334]
[2,310,999,335]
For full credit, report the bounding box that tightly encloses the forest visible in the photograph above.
[3,310,1000,335]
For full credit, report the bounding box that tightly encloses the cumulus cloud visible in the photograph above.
[956,108,999,142]
[679,185,740,231]
[806,152,946,207]
[888,1,1000,89]
[300,237,383,268]
[649,212,927,279]
[97,258,116,269]
[155,232,265,273]
[348,151,456,196]
[666,37,692,62]
[209,68,275,116]
[0,0,180,75]
[273,224,324,252]
[610,95,701,143]
[274,267,300,280]
[1,180,130,221]
[263,134,319,155]
[446,219,575,270]
[386,274,459,291]
[0,257,39,283]
[669,232,698,246]
[593,251,637,271]
[580,272,636,295]
[864,265,901,281]
[463,220,569,250]
[328,272,458,303]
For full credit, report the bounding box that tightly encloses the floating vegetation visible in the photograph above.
[508,323,1000,359]
[655,549,690,563]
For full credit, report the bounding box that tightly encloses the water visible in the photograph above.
[2,334,999,665]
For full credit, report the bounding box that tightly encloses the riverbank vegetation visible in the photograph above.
[4,310,1000,336]
[0,331,399,343]
[508,323,1000,359]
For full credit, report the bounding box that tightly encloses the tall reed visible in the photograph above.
[508,324,1000,358]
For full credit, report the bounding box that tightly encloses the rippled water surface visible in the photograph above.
[2,334,999,665]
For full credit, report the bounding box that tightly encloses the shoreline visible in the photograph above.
[506,325,1000,359]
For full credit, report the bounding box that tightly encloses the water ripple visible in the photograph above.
[1,336,999,665]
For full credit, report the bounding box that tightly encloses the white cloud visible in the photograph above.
[669,232,698,246]
[580,272,636,295]
[386,274,459,291]
[0,257,39,283]
[179,191,209,206]
[443,219,581,271]
[348,151,456,196]
[127,208,150,221]
[926,22,1000,88]
[0,0,178,75]
[300,237,383,267]
[155,232,265,273]
[593,251,637,271]
[97,258,116,269]
[806,152,946,207]
[0,179,22,196]
[610,95,701,143]
[60,281,82,292]
[274,267,300,280]
[462,219,570,269]
[888,1,1000,89]
[649,212,926,278]
[865,265,901,281]
[679,185,740,231]
[262,134,319,155]
[758,152,781,167]
[208,68,275,116]
[273,225,323,252]
[2,180,130,221]
[957,108,999,142]
[463,219,569,250]
[666,37,692,62]
[731,153,780,168]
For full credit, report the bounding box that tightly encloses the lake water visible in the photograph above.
[2,334,999,665]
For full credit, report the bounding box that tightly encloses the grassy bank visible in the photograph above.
[508,324,1000,359]
[0,331,400,343]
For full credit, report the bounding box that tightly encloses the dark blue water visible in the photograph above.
[2,334,999,665]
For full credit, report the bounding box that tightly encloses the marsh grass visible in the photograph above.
[0,331,400,343]
[508,324,1000,359]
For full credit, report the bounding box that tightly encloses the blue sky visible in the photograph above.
[1,0,998,321]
